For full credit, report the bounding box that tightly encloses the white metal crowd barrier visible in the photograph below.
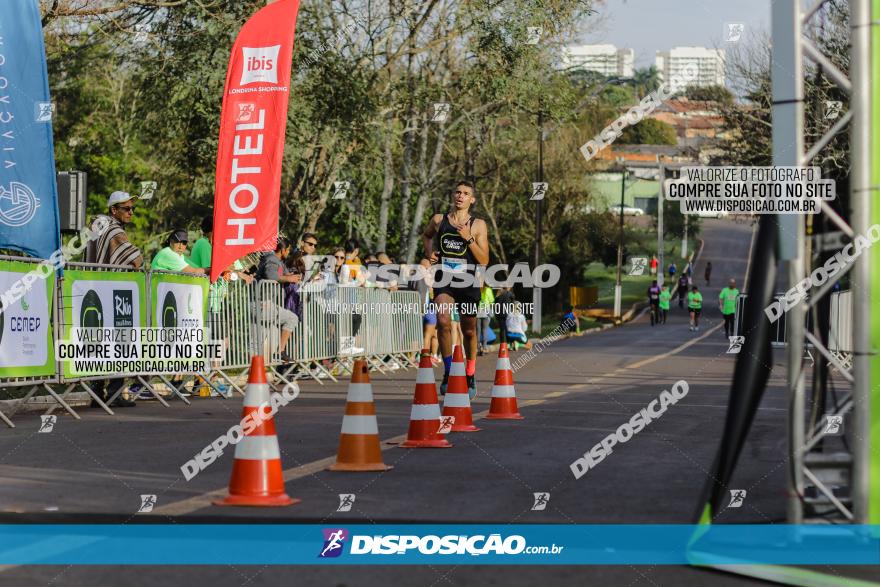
[210,280,422,391]
[0,258,423,427]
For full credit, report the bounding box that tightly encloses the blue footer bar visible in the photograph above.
[0,525,878,565]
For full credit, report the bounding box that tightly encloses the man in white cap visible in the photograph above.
[85,191,144,269]
[84,191,145,408]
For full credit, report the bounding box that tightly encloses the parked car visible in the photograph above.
[609,203,645,216]
[693,209,729,219]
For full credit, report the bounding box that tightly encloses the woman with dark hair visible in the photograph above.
[284,250,306,322]
[338,239,365,355]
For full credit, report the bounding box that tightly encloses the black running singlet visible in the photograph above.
[437,214,478,279]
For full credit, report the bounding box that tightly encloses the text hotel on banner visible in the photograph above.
[0,0,62,260]
[210,0,301,283]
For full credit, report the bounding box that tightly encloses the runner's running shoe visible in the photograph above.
[467,374,477,400]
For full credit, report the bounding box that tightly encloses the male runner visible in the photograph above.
[422,180,490,398]
[688,285,703,332]
[647,280,661,326]
[719,278,740,338]
[658,284,671,324]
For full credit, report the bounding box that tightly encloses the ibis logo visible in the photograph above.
[240,45,280,86]
[161,291,178,327]
[80,290,103,327]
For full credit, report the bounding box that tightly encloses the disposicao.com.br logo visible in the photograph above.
[318,529,563,558]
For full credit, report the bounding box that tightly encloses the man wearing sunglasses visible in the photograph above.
[84,191,146,408]
[151,229,206,275]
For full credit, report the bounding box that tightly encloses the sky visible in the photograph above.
[575,0,772,68]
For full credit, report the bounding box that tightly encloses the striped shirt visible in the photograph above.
[84,215,143,268]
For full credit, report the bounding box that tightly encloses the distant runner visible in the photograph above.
[677,273,689,309]
[658,284,671,324]
[422,180,490,399]
[688,285,703,332]
[647,280,661,326]
[719,278,740,338]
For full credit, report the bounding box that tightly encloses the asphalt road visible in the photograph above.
[0,218,854,586]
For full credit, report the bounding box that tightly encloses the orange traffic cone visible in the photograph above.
[214,355,298,507]
[441,345,480,432]
[486,343,523,420]
[400,349,452,448]
[328,359,393,471]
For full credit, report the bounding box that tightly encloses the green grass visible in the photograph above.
[586,236,698,312]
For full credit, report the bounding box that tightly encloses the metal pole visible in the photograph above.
[681,214,688,260]
[533,110,544,334]
[658,162,665,287]
[614,167,625,318]
[771,0,805,524]
[850,0,873,524]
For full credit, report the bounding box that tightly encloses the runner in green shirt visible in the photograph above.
[719,279,740,338]
[658,285,671,324]
[687,285,703,332]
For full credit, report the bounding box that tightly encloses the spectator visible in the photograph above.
[187,215,253,394]
[338,238,366,355]
[505,302,529,351]
[650,255,658,276]
[330,247,345,282]
[189,215,253,282]
[84,191,144,408]
[257,237,301,363]
[284,250,306,322]
[374,252,398,290]
[151,229,206,274]
[477,282,495,356]
[415,259,440,364]
[297,232,318,257]
[561,306,577,330]
[495,285,515,344]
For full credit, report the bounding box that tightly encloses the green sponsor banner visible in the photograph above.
[0,260,55,378]
[150,272,209,329]
[60,269,147,378]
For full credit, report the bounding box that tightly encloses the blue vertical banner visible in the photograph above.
[0,0,61,260]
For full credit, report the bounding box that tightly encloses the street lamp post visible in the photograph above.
[657,161,665,287]
[614,164,626,319]
[533,110,544,334]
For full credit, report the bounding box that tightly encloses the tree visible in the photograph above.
[629,66,660,99]
[618,118,676,145]
[680,84,735,104]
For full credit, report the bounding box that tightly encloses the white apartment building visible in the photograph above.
[562,44,635,78]
[655,46,725,93]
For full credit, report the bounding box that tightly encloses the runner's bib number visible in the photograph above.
[441,257,467,274]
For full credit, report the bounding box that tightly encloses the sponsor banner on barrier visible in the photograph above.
[0,525,878,565]
[151,273,208,332]
[0,260,54,377]
[61,269,147,378]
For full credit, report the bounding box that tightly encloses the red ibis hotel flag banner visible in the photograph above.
[210,0,301,282]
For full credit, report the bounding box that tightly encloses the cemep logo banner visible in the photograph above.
[0,0,62,260]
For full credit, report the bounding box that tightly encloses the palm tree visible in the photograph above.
[630,66,661,99]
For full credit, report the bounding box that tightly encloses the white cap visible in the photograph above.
[108,191,132,207]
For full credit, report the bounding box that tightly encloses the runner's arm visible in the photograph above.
[422,214,442,263]
[463,219,490,266]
